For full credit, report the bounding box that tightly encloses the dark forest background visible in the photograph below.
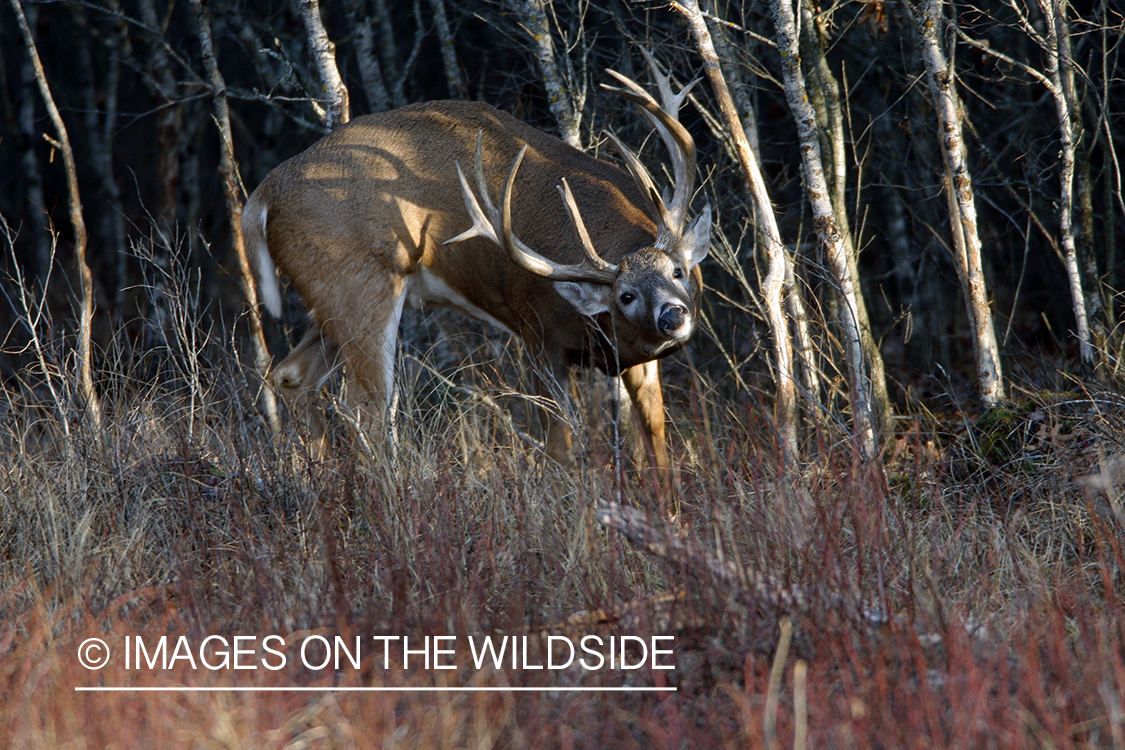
[2,0,1121,418]
[2,4,1125,746]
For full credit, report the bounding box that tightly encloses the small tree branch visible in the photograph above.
[191,0,280,435]
[10,0,102,432]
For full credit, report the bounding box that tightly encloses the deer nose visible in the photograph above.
[658,304,687,333]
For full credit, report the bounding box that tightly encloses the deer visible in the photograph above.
[243,57,710,469]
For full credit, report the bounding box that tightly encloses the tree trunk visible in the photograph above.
[771,0,878,458]
[1043,0,1097,371]
[677,0,799,465]
[915,0,1005,407]
[345,0,392,111]
[428,0,465,98]
[798,0,890,428]
[11,0,103,433]
[513,0,582,147]
[299,0,350,130]
[191,0,280,435]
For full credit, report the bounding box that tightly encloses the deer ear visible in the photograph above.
[554,281,613,317]
[681,203,712,269]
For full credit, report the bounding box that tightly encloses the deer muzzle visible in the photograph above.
[658,303,688,334]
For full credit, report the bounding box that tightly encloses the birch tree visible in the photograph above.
[676,0,800,465]
[298,0,350,130]
[1039,0,1097,370]
[913,0,1005,407]
[771,0,879,457]
[511,0,584,147]
[954,0,1109,374]
[796,0,890,431]
[11,0,102,432]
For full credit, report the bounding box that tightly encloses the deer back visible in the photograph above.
[250,100,693,373]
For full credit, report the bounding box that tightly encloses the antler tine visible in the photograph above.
[638,48,699,123]
[602,57,699,242]
[605,130,666,229]
[447,132,503,247]
[495,146,561,279]
[557,178,618,281]
[446,132,618,284]
[471,131,497,218]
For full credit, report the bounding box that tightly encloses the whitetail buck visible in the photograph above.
[244,59,710,468]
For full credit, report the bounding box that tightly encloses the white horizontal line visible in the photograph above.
[75,686,676,693]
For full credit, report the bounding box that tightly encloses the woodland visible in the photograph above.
[1,0,1124,747]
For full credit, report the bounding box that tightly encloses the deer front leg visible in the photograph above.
[543,412,574,464]
[531,363,575,464]
[621,360,669,471]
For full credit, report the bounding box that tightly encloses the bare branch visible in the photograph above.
[190,0,280,434]
[10,0,102,432]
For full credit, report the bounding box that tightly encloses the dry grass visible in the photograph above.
[1,300,1124,748]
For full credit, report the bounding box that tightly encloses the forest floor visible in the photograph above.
[1,324,1123,749]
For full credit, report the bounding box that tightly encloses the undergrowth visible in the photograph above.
[1,300,1123,749]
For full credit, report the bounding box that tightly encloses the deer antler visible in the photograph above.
[446,132,619,285]
[602,50,699,250]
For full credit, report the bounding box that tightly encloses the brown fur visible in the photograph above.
[245,99,708,466]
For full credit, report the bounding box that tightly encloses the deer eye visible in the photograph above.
[619,292,635,305]
[672,267,684,279]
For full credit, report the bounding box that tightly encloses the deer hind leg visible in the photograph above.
[621,361,669,471]
[326,283,407,460]
[271,321,340,459]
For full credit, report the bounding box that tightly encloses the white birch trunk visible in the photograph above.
[514,0,582,147]
[917,0,1005,406]
[678,0,799,465]
[959,1,1098,370]
[771,0,877,458]
[11,0,102,432]
[1040,0,1095,369]
[298,0,350,130]
[797,0,890,428]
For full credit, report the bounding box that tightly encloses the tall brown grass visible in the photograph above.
[1,251,1123,748]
